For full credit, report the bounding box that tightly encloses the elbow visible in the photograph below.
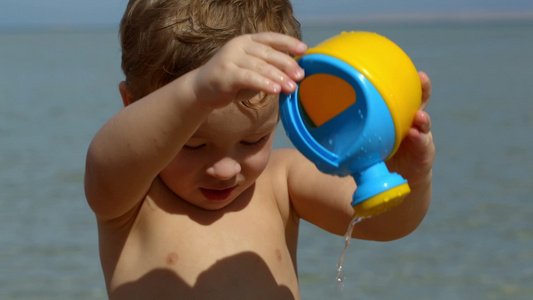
[370,216,426,242]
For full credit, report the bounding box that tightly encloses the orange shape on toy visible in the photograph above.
[298,74,356,127]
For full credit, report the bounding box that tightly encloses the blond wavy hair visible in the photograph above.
[119,0,301,103]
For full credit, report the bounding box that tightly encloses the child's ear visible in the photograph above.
[119,81,133,107]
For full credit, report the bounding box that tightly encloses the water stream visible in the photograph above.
[335,215,366,290]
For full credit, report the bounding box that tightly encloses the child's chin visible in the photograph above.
[188,196,235,211]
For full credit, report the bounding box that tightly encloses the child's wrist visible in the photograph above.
[177,69,218,112]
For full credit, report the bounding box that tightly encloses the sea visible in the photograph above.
[1,19,532,300]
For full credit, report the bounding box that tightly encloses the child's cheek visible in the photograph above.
[245,145,273,176]
[162,151,201,177]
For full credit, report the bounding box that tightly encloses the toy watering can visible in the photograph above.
[280,31,421,218]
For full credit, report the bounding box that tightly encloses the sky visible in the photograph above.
[1,0,533,28]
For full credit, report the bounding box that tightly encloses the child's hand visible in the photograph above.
[386,71,435,186]
[191,32,307,109]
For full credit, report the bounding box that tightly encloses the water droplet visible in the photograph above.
[357,109,364,120]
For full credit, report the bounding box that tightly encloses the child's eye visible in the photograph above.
[182,144,205,151]
[241,135,269,147]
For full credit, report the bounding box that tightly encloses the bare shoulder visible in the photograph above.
[266,148,316,191]
[269,148,302,166]
[269,148,342,191]
[261,148,303,226]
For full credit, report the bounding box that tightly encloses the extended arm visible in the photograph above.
[287,72,434,241]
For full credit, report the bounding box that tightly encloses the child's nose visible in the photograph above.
[206,157,241,180]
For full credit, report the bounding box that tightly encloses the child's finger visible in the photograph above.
[247,33,306,79]
[412,110,432,134]
[242,40,305,82]
[406,128,435,165]
[234,68,283,95]
[234,54,297,93]
[418,71,431,110]
[250,32,307,57]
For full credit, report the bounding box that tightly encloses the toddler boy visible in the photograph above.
[85,0,434,299]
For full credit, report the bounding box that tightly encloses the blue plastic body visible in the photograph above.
[279,54,408,206]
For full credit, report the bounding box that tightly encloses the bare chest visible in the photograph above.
[105,190,299,299]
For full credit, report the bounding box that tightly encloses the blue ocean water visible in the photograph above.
[1,20,532,299]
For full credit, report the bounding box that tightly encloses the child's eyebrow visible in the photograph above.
[250,118,278,134]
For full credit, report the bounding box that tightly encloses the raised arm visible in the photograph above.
[84,71,209,221]
[84,32,307,222]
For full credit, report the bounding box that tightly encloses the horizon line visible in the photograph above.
[1,11,532,33]
[298,11,533,25]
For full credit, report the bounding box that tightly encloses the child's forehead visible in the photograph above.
[198,101,279,137]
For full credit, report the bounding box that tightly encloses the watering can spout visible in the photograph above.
[351,161,410,218]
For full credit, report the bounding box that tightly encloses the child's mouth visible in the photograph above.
[200,187,236,202]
